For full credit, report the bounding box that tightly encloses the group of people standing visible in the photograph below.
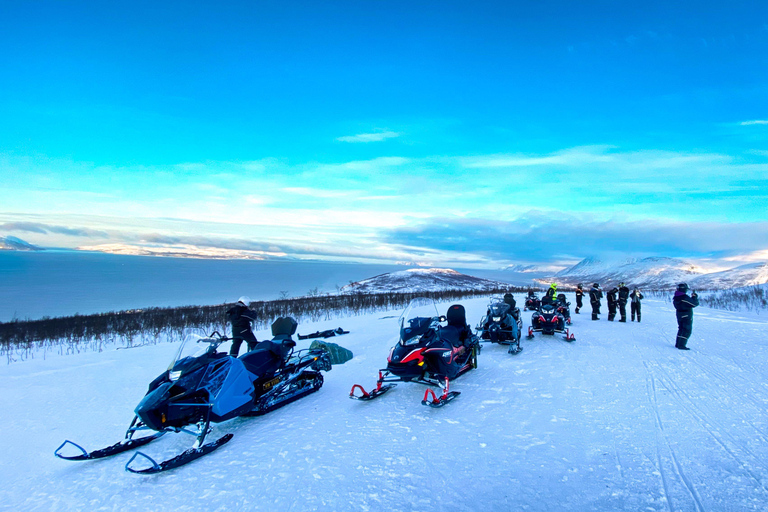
[575,283,644,323]
[573,281,700,350]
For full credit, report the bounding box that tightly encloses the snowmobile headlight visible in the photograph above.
[492,316,501,322]
[169,370,182,382]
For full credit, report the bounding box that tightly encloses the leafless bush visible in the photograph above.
[0,287,529,363]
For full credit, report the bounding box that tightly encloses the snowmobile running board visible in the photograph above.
[54,432,166,461]
[125,433,234,474]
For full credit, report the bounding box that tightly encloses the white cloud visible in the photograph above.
[336,131,401,143]
[740,120,768,126]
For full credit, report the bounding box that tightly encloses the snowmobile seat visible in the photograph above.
[271,316,298,337]
[438,324,462,347]
[239,345,282,378]
[446,304,468,329]
[446,304,473,345]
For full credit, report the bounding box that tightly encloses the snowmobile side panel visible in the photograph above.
[125,433,234,474]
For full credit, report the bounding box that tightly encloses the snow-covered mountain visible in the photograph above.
[689,261,768,289]
[340,268,511,294]
[0,235,42,251]
[503,263,566,274]
[550,256,709,289]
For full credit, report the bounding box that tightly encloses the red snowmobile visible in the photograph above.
[349,298,480,407]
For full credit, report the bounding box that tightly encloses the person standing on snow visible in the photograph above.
[630,288,644,322]
[227,296,259,356]
[673,283,699,350]
[575,283,584,314]
[607,286,619,321]
[589,283,603,320]
[617,283,630,322]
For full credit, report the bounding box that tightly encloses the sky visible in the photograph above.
[1,1,767,269]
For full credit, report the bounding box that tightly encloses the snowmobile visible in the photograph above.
[349,298,480,408]
[524,292,541,311]
[526,302,575,341]
[55,317,332,474]
[476,297,523,354]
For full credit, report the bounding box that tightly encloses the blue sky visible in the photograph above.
[1,1,767,268]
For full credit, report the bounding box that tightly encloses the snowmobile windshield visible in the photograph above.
[399,297,441,346]
[489,302,510,318]
[168,335,223,372]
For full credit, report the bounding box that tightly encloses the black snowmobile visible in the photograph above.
[55,317,331,474]
[524,292,541,311]
[349,298,480,408]
[527,302,575,341]
[476,297,523,354]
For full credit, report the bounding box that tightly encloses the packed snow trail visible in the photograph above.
[2,297,768,511]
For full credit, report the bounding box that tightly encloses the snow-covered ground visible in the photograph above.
[2,295,768,511]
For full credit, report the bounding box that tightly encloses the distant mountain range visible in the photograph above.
[340,268,513,294]
[0,236,42,251]
[546,257,768,290]
[503,264,566,274]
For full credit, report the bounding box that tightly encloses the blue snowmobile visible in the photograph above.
[55,317,331,473]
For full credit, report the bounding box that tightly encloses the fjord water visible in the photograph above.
[0,251,409,322]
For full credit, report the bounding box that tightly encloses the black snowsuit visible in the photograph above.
[227,303,259,356]
[575,288,584,313]
[589,286,602,320]
[673,291,699,349]
[542,288,556,305]
[607,288,618,321]
[503,293,516,310]
[618,285,630,322]
[630,290,644,322]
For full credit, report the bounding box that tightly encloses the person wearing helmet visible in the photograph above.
[589,283,602,320]
[542,283,557,305]
[227,296,259,356]
[673,283,699,350]
[575,283,584,314]
[617,282,630,322]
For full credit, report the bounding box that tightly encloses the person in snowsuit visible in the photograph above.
[575,283,584,314]
[227,296,259,356]
[589,283,602,320]
[542,283,557,305]
[617,283,630,322]
[630,288,644,322]
[607,286,618,321]
[503,293,516,310]
[673,283,699,350]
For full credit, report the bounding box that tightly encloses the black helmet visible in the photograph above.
[577,283,583,289]
[593,283,600,288]
[677,283,689,293]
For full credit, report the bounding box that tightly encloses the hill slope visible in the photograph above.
[340,268,512,293]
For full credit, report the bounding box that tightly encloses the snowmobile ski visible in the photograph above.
[508,344,523,355]
[125,433,234,474]
[349,382,397,401]
[564,329,575,342]
[421,387,461,408]
[54,431,166,461]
